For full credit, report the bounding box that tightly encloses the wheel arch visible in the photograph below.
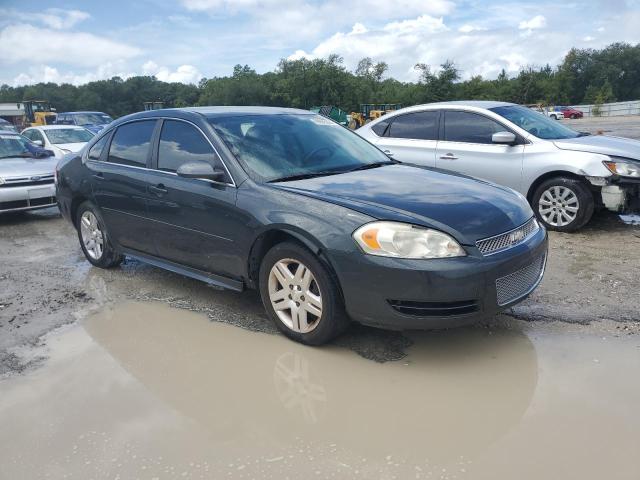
[70,195,90,228]
[246,227,341,294]
[526,170,592,203]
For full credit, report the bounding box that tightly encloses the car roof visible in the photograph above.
[407,100,516,110]
[181,106,313,118]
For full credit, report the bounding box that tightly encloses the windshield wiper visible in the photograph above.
[267,170,345,183]
[0,153,32,159]
[577,132,592,137]
[346,160,398,172]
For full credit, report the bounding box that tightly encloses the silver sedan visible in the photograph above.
[357,101,640,231]
[0,133,58,214]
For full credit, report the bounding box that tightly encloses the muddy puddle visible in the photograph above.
[1,302,639,479]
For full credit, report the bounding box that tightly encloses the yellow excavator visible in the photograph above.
[22,100,57,127]
[348,103,402,129]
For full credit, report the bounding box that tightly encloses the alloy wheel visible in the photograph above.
[268,258,323,333]
[538,186,580,227]
[80,211,104,260]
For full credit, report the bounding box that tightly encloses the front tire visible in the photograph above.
[76,201,123,268]
[259,242,349,345]
[532,177,594,232]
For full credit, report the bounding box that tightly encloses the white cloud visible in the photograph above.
[11,62,138,86]
[35,9,91,29]
[0,24,141,67]
[142,61,203,84]
[458,24,487,33]
[518,15,547,30]
[583,36,595,41]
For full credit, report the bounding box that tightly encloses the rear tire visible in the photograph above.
[76,201,123,268]
[259,241,349,345]
[532,177,594,232]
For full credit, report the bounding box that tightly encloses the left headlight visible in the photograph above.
[353,221,466,259]
[603,157,640,178]
[0,177,5,185]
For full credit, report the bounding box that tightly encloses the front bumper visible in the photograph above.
[0,183,56,213]
[330,227,548,330]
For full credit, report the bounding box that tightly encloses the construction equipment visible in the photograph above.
[143,101,165,111]
[348,103,402,129]
[310,106,349,126]
[22,100,57,127]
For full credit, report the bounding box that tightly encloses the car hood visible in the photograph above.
[0,156,58,177]
[54,142,86,152]
[270,164,533,244]
[553,135,640,161]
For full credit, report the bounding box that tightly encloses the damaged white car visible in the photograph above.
[357,101,640,232]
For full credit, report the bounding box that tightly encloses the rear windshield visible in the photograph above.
[209,114,390,181]
[44,128,94,144]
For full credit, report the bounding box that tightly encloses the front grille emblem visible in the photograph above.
[30,176,41,181]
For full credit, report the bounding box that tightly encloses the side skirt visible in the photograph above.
[121,248,244,292]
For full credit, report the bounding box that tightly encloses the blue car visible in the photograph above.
[56,111,113,134]
[56,107,548,345]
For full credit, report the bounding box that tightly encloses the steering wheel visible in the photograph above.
[302,147,334,165]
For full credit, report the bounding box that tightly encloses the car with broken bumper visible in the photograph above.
[56,107,548,345]
[357,101,640,232]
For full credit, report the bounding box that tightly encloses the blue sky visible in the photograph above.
[1,0,639,86]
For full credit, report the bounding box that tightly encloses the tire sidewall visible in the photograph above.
[259,242,347,345]
[76,201,121,268]
[532,178,594,232]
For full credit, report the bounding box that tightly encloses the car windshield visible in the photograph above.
[44,128,94,144]
[0,133,36,159]
[209,114,393,182]
[74,113,113,125]
[490,105,581,140]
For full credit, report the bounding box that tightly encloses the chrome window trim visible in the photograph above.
[83,117,237,188]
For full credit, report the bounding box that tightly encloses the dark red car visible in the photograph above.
[559,106,583,119]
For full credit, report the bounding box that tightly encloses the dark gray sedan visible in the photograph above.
[56,107,547,345]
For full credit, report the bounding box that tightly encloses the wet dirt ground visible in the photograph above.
[1,301,639,479]
[1,204,640,478]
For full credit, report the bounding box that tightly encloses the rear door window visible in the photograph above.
[108,120,156,167]
[387,111,439,140]
[444,111,506,144]
[157,120,220,173]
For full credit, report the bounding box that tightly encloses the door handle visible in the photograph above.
[439,153,458,160]
[92,173,104,180]
[148,184,168,195]
[383,150,394,157]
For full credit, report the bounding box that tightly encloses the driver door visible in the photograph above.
[435,110,525,191]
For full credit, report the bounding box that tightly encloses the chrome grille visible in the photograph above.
[476,218,539,255]
[496,254,546,306]
[1,174,55,188]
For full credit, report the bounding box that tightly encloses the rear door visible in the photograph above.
[144,119,244,277]
[88,120,159,254]
[371,110,439,167]
[435,110,525,190]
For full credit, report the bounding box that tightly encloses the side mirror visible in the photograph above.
[33,139,44,147]
[492,131,517,145]
[176,161,225,181]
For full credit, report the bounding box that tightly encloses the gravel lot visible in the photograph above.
[1,205,639,375]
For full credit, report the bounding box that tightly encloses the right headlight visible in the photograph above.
[353,221,466,259]
[603,157,640,178]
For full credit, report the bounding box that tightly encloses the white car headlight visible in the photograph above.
[0,177,5,185]
[353,221,466,259]
[603,157,640,178]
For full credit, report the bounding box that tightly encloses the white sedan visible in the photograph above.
[21,125,94,159]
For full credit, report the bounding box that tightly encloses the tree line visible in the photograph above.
[1,42,638,119]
